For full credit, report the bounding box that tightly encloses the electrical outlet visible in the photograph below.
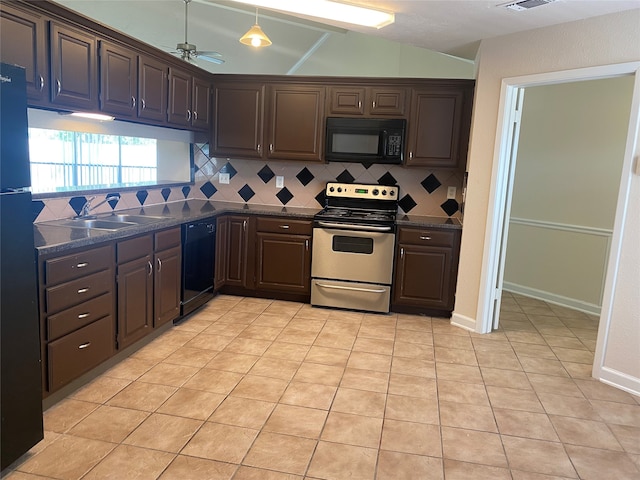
[447,186,457,199]
[219,173,230,184]
[276,176,284,188]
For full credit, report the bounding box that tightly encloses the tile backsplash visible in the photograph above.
[32,143,463,222]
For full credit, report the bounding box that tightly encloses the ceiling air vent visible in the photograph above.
[503,0,557,11]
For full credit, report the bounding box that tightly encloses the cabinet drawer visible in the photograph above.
[398,228,456,247]
[45,245,112,284]
[118,235,153,264]
[155,227,180,251]
[256,217,312,235]
[47,292,113,341]
[46,269,113,314]
[48,315,114,391]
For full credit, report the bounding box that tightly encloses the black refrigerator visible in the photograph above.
[0,62,44,470]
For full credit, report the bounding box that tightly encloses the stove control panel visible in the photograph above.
[326,182,398,200]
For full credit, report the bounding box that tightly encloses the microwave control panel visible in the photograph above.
[386,133,403,156]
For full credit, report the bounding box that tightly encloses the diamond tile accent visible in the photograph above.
[238,184,255,202]
[258,165,275,184]
[220,162,238,179]
[31,200,45,222]
[398,194,417,213]
[421,174,442,194]
[441,199,459,216]
[336,170,355,184]
[315,190,327,207]
[182,186,191,199]
[361,162,374,170]
[296,167,315,186]
[161,188,171,202]
[276,187,294,205]
[378,172,397,186]
[69,196,88,216]
[107,193,121,209]
[136,190,149,205]
[200,181,218,199]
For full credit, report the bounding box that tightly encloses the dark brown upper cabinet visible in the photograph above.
[265,84,325,163]
[0,3,48,103]
[99,40,136,117]
[49,21,98,111]
[137,55,168,123]
[327,86,407,117]
[405,85,473,168]
[211,81,264,159]
[167,67,210,131]
[191,76,211,130]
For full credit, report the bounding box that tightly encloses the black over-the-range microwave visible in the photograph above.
[325,117,406,164]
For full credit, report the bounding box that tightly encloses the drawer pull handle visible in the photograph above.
[316,282,386,294]
[77,287,90,294]
[78,342,91,349]
[420,236,432,240]
[77,262,89,268]
[78,313,90,319]
[279,225,290,229]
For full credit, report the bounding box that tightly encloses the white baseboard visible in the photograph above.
[503,281,601,316]
[597,366,640,398]
[450,312,477,332]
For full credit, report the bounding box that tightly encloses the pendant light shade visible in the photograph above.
[240,9,272,47]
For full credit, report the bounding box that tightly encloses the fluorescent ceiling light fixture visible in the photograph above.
[60,112,115,121]
[229,0,395,29]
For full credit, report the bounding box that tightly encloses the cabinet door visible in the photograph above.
[154,245,181,327]
[0,3,47,103]
[406,88,465,168]
[49,22,98,111]
[214,216,228,291]
[393,244,454,310]
[327,86,366,115]
[99,41,136,117]
[225,216,251,288]
[138,55,167,123]
[266,85,325,162]
[117,255,153,349]
[211,82,264,159]
[255,233,311,295]
[369,87,406,116]
[191,76,211,130]
[167,67,192,127]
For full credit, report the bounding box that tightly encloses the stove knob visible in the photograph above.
[389,190,396,196]
[337,187,342,193]
[372,189,379,196]
[329,186,335,192]
[382,190,387,196]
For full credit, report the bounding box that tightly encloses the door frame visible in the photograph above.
[476,62,640,379]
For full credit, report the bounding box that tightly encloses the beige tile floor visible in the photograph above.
[3,292,640,479]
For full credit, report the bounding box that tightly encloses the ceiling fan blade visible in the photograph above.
[196,50,223,57]
[197,55,225,65]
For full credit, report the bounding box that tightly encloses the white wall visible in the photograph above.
[454,9,640,390]
[503,78,633,313]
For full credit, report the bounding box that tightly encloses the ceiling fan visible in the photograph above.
[170,0,224,65]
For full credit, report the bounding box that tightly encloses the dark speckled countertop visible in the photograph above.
[34,200,462,255]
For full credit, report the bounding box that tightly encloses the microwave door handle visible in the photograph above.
[381,130,388,157]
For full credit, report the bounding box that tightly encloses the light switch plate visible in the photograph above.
[447,186,457,199]
[219,173,230,184]
[276,176,284,188]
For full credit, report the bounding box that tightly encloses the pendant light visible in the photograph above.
[239,8,272,47]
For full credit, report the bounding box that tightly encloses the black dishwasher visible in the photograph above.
[181,219,216,317]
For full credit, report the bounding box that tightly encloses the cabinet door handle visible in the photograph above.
[157,257,162,272]
[279,225,290,229]
[269,144,273,153]
[76,262,89,268]
[78,313,90,319]
[77,287,90,294]
[141,98,146,110]
[38,75,44,92]
[56,79,61,96]
[257,144,262,154]
[131,96,136,109]
[243,220,247,231]
[193,110,198,121]
[409,151,413,160]
[186,110,192,122]
[305,239,309,250]
[419,236,432,241]
[78,342,91,349]
[400,247,404,259]
[358,100,362,109]
[372,101,376,109]
[147,260,153,276]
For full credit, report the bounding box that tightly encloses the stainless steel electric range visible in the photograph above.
[311,182,399,313]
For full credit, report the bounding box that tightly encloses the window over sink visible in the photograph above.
[27,109,194,196]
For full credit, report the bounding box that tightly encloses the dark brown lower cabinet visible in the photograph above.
[255,230,311,295]
[153,228,182,327]
[392,226,461,314]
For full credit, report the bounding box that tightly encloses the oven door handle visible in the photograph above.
[315,282,387,294]
[316,221,393,232]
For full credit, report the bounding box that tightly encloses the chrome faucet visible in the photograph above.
[77,194,120,218]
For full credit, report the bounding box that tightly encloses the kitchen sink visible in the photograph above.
[106,214,167,224]
[54,218,138,230]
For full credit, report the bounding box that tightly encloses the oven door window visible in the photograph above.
[332,235,374,254]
